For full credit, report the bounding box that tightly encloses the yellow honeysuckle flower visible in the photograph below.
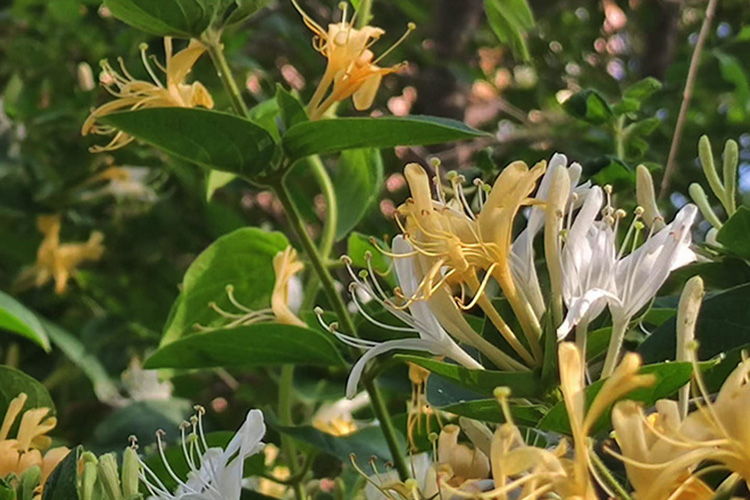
[0,393,70,498]
[82,37,214,152]
[199,246,305,330]
[292,0,414,120]
[396,161,546,366]
[15,215,104,295]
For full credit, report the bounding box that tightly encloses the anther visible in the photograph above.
[429,157,441,169]
[314,306,324,316]
[614,209,627,219]
[128,435,138,448]
[193,405,206,415]
[634,206,645,217]
[493,386,511,400]
[340,255,353,265]
[364,250,372,260]
[138,43,148,51]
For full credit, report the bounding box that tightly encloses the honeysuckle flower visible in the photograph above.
[15,215,104,294]
[198,246,305,331]
[436,424,491,486]
[610,399,716,500]
[292,0,413,120]
[312,391,369,437]
[120,357,173,404]
[80,166,158,204]
[363,453,439,500]
[0,393,70,498]
[137,406,266,500]
[557,188,698,377]
[397,161,546,367]
[510,153,587,321]
[324,235,482,398]
[82,38,214,152]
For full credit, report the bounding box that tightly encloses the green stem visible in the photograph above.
[601,318,628,379]
[279,364,306,500]
[355,0,373,28]
[590,449,633,500]
[204,33,250,118]
[302,155,338,310]
[273,178,411,482]
[614,116,626,159]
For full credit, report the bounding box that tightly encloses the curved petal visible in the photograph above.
[557,288,622,339]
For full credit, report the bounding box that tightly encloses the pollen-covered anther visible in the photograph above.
[340,255,353,265]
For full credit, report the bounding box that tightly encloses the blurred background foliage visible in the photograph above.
[1,0,750,466]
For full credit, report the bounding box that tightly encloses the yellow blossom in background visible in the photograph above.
[15,215,104,295]
[82,37,214,152]
[292,0,413,119]
[271,247,306,327]
[0,394,70,498]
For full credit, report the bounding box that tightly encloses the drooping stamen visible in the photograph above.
[372,22,416,65]
[290,0,327,38]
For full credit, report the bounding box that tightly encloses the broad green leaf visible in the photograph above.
[161,228,289,345]
[275,85,308,130]
[438,399,544,426]
[282,116,486,161]
[0,366,55,418]
[563,89,614,125]
[0,290,50,351]
[248,97,281,141]
[43,320,122,405]
[623,77,663,101]
[347,232,390,274]
[612,97,640,116]
[397,355,543,398]
[41,446,80,500]
[539,362,696,434]
[102,108,276,177]
[484,0,535,61]
[103,0,214,37]
[206,170,237,201]
[627,117,661,138]
[715,51,750,120]
[717,206,750,259]
[267,415,401,463]
[640,283,750,363]
[146,323,346,369]
[334,148,383,240]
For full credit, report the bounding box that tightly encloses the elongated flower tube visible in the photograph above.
[82,38,214,152]
[137,407,266,500]
[15,215,104,295]
[292,0,413,119]
[325,235,482,398]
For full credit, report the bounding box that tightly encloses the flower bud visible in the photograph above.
[121,447,140,498]
[635,164,665,231]
[723,138,738,215]
[688,183,723,229]
[676,276,704,418]
[698,135,726,204]
[80,458,98,500]
[20,465,42,499]
[97,453,123,500]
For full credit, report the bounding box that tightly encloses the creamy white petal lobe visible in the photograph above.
[557,288,622,339]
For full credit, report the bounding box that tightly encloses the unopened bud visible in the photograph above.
[677,276,704,364]
[80,459,98,500]
[698,135,726,204]
[77,62,96,91]
[121,447,140,497]
[689,183,723,229]
[635,165,665,231]
[20,465,42,499]
[97,453,123,500]
[723,139,738,215]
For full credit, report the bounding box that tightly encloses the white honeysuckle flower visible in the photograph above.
[120,357,174,405]
[511,153,588,320]
[558,186,616,335]
[364,453,439,500]
[138,407,266,500]
[322,235,483,399]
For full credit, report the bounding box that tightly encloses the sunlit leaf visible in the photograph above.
[0,290,50,351]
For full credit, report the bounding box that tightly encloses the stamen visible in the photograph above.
[372,23,416,65]
[139,43,164,88]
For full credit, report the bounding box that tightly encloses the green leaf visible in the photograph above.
[146,323,346,369]
[334,149,383,240]
[0,478,13,500]
[0,291,50,351]
[438,399,544,426]
[41,446,80,500]
[225,0,272,26]
[206,170,237,201]
[275,85,308,130]
[396,355,543,398]
[282,116,486,161]
[267,415,401,463]
[623,77,663,101]
[484,0,535,61]
[627,117,661,138]
[539,362,696,434]
[717,206,750,259]
[103,0,214,37]
[640,283,750,363]
[0,366,55,419]
[43,320,122,405]
[715,51,750,119]
[563,89,614,125]
[161,228,289,345]
[347,233,390,274]
[612,97,640,115]
[102,108,276,177]
[586,156,634,189]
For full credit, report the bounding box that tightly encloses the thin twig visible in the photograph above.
[659,0,719,200]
